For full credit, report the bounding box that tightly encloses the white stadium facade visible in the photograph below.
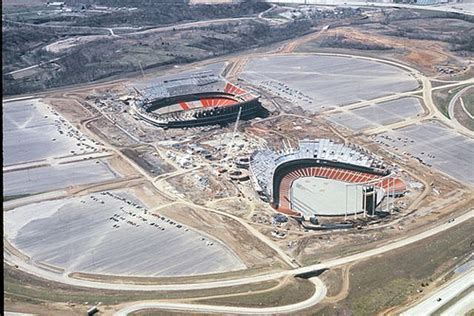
[250,139,406,219]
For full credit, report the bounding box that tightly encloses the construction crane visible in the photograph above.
[138,61,145,78]
[226,106,243,161]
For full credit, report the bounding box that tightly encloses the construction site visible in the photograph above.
[3,1,474,316]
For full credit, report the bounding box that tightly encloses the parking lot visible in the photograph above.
[373,121,474,186]
[3,99,99,165]
[3,159,120,197]
[4,191,246,276]
[241,55,419,112]
[328,98,423,131]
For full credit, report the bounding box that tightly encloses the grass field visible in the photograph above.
[4,264,279,307]
[313,219,473,316]
[454,96,474,131]
[3,194,31,202]
[462,91,474,116]
[194,277,315,308]
[433,84,471,119]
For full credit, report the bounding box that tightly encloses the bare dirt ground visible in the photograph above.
[157,204,282,269]
[320,264,353,303]
[297,16,473,79]
[4,6,474,316]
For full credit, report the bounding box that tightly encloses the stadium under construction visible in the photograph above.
[130,71,266,128]
[126,71,409,228]
[250,139,406,220]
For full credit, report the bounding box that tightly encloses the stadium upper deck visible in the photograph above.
[250,139,389,196]
[130,71,263,128]
[250,139,405,216]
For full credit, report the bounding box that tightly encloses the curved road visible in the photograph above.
[4,27,474,315]
[448,85,473,131]
[113,277,326,315]
[5,209,473,292]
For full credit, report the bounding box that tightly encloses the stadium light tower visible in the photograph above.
[373,183,376,216]
[390,177,395,214]
[345,184,348,221]
[354,185,358,220]
[363,186,367,218]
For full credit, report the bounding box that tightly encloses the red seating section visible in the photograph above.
[200,97,237,107]
[224,83,246,95]
[276,166,406,214]
[174,83,253,111]
[179,102,190,111]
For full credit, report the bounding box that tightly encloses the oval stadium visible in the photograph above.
[130,71,265,128]
[250,139,406,219]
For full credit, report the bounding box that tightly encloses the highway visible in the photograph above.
[401,268,474,316]
[441,291,474,316]
[3,9,474,315]
[5,57,62,76]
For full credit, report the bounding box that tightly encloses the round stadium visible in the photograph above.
[130,71,265,128]
[250,139,406,220]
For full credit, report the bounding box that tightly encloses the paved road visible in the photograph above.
[441,291,474,316]
[448,85,473,131]
[3,151,113,172]
[114,277,327,316]
[401,268,474,316]
[267,0,474,16]
[460,97,474,120]
[4,209,473,292]
[5,57,62,76]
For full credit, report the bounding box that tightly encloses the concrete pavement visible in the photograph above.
[441,291,474,316]
[401,268,474,316]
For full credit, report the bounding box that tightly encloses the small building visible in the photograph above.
[47,1,65,7]
[274,214,288,223]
